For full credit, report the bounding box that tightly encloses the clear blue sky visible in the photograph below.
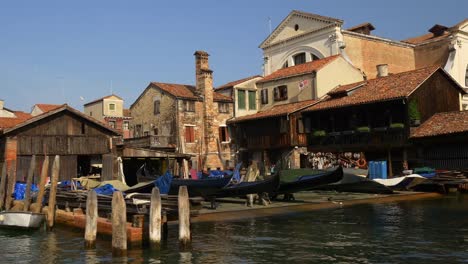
[1,0,467,112]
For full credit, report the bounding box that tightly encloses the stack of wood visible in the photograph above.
[43,188,202,220]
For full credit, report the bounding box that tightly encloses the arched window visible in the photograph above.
[293,53,306,65]
[311,53,320,61]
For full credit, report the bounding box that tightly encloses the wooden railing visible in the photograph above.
[124,135,177,149]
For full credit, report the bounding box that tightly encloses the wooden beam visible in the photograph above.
[47,155,60,230]
[23,155,36,211]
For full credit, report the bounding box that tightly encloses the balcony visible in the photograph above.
[124,135,177,149]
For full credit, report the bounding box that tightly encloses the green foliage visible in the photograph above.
[356,126,370,133]
[313,130,326,137]
[408,100,421,121]
[390,123,405,129]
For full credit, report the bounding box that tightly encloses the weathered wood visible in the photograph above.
[178,186,191,250]
[33,156,49,213]
[0,162,8,209]
[5,160,17,211]
[85,189,98,249]
[149,187,162,248]
[47,155,60,229]
[23,155,36,211]
[112,191,127,256]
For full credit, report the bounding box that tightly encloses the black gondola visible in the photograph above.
[310,172,394,194]
[275,167,343,195]
[168,176,233,198]
[216,172,280,198]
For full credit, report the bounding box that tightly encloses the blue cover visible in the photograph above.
[94,184,120,196]
[232,162,243,182]
[154,170,173,194]
[13,182,39,200]
[208,170,225,178]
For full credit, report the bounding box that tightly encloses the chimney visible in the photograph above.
[0,99,4,110]
[376,64,388,77]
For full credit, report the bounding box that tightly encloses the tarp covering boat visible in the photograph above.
[275,167,343,195]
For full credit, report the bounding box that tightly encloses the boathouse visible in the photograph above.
[0,104,121,181]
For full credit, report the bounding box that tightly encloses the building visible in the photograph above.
[129,51,234,170]
[0,104,121,181]
[83,94,133,138]
[31,104,62,116]
[260,10,468,108]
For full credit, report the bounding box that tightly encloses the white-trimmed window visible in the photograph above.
[218,102,229,113]
[123,121,129,130]
[219,126,230,142]
[108,120,116,129]
[109,103,115,111]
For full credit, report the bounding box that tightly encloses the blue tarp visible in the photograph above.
[14,182,39,200]
[232,162,242,182]
[94,184,120,196]
[154,170,173,194]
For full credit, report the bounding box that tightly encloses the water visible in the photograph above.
[1,195,467,264]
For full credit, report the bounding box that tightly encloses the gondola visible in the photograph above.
[168,176,233,198]
[275,167,343,195]
[216,172,280,198]
[310,172,394,194]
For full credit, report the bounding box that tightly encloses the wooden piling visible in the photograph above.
[47,155,60,230]
[5,160,16,211]
[112,191,127,256]
[32,156,49,213]
[0,162,7,210]
[149,187,162,248]
[178,186,191,250]
[84,189,98,249]
[23,155,36,212]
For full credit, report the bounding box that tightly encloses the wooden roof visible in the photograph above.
[411,110,468,138]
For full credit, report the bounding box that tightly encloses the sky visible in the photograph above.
[1,0,467,112]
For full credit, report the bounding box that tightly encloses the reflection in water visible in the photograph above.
[0,195,466,263]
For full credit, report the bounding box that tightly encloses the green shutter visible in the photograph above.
[238,90,246,110]
[248,91,256,110]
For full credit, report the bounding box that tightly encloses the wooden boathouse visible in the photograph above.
[0,104,121,181]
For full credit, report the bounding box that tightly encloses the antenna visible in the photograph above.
[268,17,272,34]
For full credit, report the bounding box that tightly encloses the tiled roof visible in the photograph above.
[346,22,375,32]
[228,99,317,123]
[402,32,450,44]
[35,104,62,113]
[84,94,123,106]
[258,55,340,84]
[151,82,233,102]
[305,66,441,112]
[123,109,132,117]
[0,111,32,130]
[215,75,262,91]
[411,111,468,138]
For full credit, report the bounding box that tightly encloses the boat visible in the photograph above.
[216,172,280,198]
[136,163,160,183]
[0,211,45,229]
[374,174,427,191]
[310,172,394,194]
[168,176,233,198]
[275,167,343,195]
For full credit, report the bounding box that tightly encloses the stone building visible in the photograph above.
[130,51,234,170]
[83,94,133,138]
[261,10,468,108]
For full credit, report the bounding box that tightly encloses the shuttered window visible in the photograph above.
[218,126,230,142]
[261,89,268,104]
[185,126,195,143]
[154,100,160,115]
[274,85,288,101]
[248,91,256,110]
[238,90,246,110]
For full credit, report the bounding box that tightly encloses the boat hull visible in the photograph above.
[169,176,233,198]
[0,211,45,229]
[216,173,280,198]
[276,167,343,194]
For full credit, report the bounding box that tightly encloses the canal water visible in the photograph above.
[1,194,467,264]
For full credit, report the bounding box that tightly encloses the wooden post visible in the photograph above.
[178,186,191,250]
[149,187,162,248]
[47,155,60,230]
[32,156,49,213]
[112,191,127,256]
[84,189,98,249]
[5,160,16,211]
[23,155,36,212]
[0,162,7,210]
[387,149,393,178]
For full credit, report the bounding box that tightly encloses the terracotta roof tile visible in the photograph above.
[258,55,340,84]
[151,82,232,102]
[228,99,317,123]
[123,109,132,117]
[215,75,262,90]
[306,66,441,112]
[402,32,450,44]
[35,104,62,113]
[411,111,468,138]
[0,111,32,130]
[84,94,123,106]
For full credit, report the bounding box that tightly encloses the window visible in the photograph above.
[311,53,320,61]
[304,117,311,133]
[282,61,288,69]
[293,53,306,66]
[123,121,129,130]
[238,90,246,110]
[154,100,160,115]
[153,128,158,135]
[218,102,229,113]
[279,118,288,133]
[135,124,142,137]
[273,85,288,101]
[184,100,195,112]
[90,111,93,117]
[219,126,230,142]
[465,65,468,87]
[294,24,299,31]
[185,126,195,143]
[261,89,269,104]
[248,91,256,110]
[109,103,115,111]
[108,120,116,129]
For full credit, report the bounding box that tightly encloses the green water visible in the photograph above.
[1,194,467,263]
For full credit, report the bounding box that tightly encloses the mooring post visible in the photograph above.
[112,191,127,256]
[0,162,7,210]
[23,155,36,212]
[85,189,98,249]
[178,186,191,250]
[32,156,49,213]
[47,155,60,230]
[5,160,17,211]
[149,187,162,248]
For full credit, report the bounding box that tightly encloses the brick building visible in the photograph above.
[130,51,234,170]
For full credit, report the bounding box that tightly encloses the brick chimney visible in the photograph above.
[194,51,222,169]
[376,64,389,77]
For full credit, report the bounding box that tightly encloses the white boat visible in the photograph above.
[0,211,45,229]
